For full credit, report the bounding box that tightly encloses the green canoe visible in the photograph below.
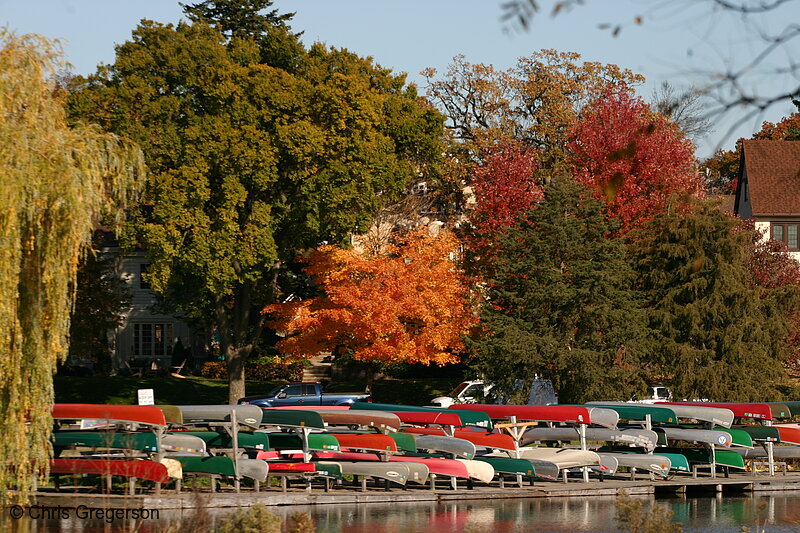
[389,432,417,453]
[474,456,535,476]
[183,431,269,450]
[259,409,325,430]
[735,425,781,442]
[351,402,492,430]
[312,461,343,479]
[769,401,800,417]
[658,447,746,469]
[597,447,691,473]
[268,432,341,452]
[584,403,677,424]
[52,431,159,452]
[176,456,237,476]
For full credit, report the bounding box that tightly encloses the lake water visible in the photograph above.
[4,493,800,532]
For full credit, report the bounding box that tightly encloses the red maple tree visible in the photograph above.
[263,227,476,365]
[567,87,703,234]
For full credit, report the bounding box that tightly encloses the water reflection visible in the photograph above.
[3,493,800,532]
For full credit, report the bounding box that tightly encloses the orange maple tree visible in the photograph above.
[263,227,476,365]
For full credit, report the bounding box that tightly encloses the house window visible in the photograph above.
[139,264,150,289]
[771,223,800,251]
[133,323,173,357]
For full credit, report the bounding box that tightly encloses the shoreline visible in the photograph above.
[27,472,800,510]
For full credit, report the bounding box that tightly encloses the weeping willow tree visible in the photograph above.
[0,32,145,503]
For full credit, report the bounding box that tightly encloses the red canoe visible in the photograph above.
[52,404,166,427]
[263,462,317,473]
[50,458,169,483]
[775,424,800,445]
[332,433,398,453]
[403,427,517,451]
[324,451,471,479]
[660,402,773,421]
[451,404,596,426]
[394,411,463,427]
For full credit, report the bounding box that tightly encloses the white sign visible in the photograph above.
[137,389,155,406]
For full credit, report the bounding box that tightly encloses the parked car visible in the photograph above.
[238,382,371,407]
[632,385,672,404]
[430,378,557,407]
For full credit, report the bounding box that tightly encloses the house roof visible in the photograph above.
[740,140,800,217]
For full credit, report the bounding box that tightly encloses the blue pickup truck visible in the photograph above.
[238,382,371,407]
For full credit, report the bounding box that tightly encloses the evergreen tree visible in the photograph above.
[629,199,800,401]
[469,175,647,403]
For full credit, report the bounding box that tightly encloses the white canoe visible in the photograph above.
[588,401,734,428]
[159,458,183,479]
[162,434,207,454]
[598,452,672,477]
[656,427,733,447]
[176,405,263,428]
[238,458,269,482]
[455,458,495,483]
[414,435,476,459]
[736,446,800,459]
[521,427,658,450]
[516,447,602,469]
[319,461,410,485]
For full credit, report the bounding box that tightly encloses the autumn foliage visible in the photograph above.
[567,88,702,234]
[468,141,543,239]
[263,227,476,365]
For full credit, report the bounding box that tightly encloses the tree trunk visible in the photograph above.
[227,344,246,405]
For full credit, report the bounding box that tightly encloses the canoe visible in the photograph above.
[654,427,733,447]
[473,456,535,477]
[176,405,263,427]
[389,432,417,453]
[598,401,734,428]
[451,404,619,429]
[182,431,269,450]
[312,452,431,484]
[313,410,401,432]
[520,427,658,450]
[237,458,269,482]
[317,461,409,485]
[157,405,184,425]
[734,425,780,443]
[50,458,169,483]
[52,431,159,452]
[403,427,517,452]
[331,433,398,453]
[597,452,672,477]
[516,448,602,469]
[584,403,677,424]
[736,446,800,459]
[351,402,492,429]
[414,435,476,459]
[392,411,463,427]
[312,461,343,480]
[162,434,207,454]
[175,456,236,477]
[259,409,325,429]
[599,448,691,473]
[660,402,771,421]
[391,455,471,479]
[658,447,746,469]
[52,404,166,427]
[160,458,183,479]
[767,403,793,419]
[455,459,495,483]
[265,432,341,452]
[264,462,316,473]
[769,401,800,417]
[774,424,800,445]
[594,455,618,475]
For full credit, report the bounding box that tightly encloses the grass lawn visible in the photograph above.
[53,375,282,405]
[54,375,462,405]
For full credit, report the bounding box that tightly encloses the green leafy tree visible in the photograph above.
[67,231,131,371]
[67,14,443,403]
[629,199,800,401]
[469,175,648,403]
[0,31,144,503]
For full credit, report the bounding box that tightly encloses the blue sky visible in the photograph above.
[3,0,799,158]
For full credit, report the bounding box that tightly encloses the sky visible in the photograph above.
[3,0,800,158]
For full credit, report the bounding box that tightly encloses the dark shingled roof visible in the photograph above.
[741,140,800,216]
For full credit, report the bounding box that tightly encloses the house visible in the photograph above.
[734,140,800,261]
[99,235,194,371]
